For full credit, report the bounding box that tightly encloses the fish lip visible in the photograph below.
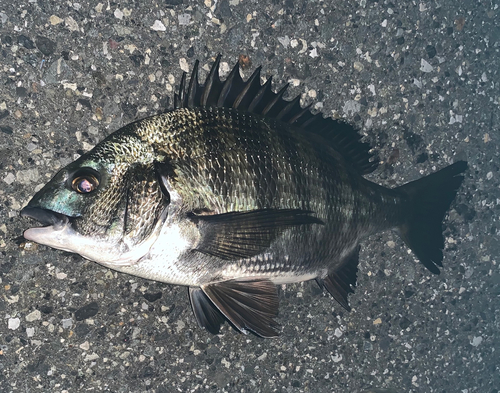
[20,206,70,227]
[20,206,76,250]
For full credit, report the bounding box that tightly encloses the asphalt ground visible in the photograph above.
[0,0,498,392]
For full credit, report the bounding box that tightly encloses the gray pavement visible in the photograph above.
[0,0,498,392]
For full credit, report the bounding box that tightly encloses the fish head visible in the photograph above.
[20,133,171,267]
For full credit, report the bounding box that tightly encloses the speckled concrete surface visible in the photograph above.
[1,1,498,392]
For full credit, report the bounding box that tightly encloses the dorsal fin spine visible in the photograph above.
[187,60,200,108]
[217,63,240,107]
[201,54,222,106]
[174,72,187,109]
[262,83,289,116]
[233,66,262,110]
[276,94,301,121]
[247,75,271,113]
[287,103,312,124]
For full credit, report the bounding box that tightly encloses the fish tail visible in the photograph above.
[396,161,467,274]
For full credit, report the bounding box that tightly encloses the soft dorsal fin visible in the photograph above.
[174,54,378,175]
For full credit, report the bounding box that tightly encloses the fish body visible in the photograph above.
[21,56,467,337]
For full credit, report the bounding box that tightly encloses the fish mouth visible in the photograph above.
[20,206,70,227]
[20,207,71,243]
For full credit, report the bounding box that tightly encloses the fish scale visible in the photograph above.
[20,56,467,337]
[145,108,350,216]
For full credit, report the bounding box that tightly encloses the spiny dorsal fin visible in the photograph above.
[175,54,378,175]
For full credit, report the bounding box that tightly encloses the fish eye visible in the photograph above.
[71,174,99,194]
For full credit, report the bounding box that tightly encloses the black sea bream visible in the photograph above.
[21,55,467,337]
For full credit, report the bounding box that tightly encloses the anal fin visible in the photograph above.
[200,279,280,338]
[317,246,360,312]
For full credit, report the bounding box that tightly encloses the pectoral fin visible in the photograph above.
[190,208,323,260]
[200,279,280,338]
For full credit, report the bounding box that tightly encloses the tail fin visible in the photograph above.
[397,161,467,274]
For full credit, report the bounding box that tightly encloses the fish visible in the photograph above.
[20,55,467,337]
